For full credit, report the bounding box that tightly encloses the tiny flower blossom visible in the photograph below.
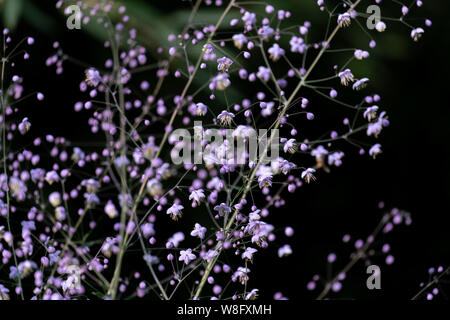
[301,168,316,183]
[45,170,59,184]
[363,106,379,121]
[195,103,207,116]
[245,289,259,300]
[268,43,285,61]
[214,203,231,216]
[204,249,218,263]
[258,174,272,188]
[367,111,388,137]
[232,266,250,284]
[9,177,27,201]
[85,68,101,87]
[82,178,100,194]
[48,192,61,207]
[217,110,235,126]
[338,69,355,86]
[256,66,270,82]
[55,206,66,221]
[179,248,196,264]
[189,189,205,205]
[18,117,31,135]
[202,43,214,55]
[283,139,298,154]
[210,73,230,91]
[232,34,248,49]
[190,223,207,239]
[354,49,369,60]
[278,244,293,257]
[352,78,369,90]
[289,36,306,53]
[242,11,256,28]
[0,284,9,300]
[328,152,344,167]
[411,27,424,41]
[258,26,274,40]
[376,21,387,32]
[369,144,382,159]
[242,247,258,261]
[337,13,351,28]
[104,200,118,218]
[167,203,184,220]
[146,179,163,197]
[217,57,233,72]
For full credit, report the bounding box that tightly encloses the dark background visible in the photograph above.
[1,0,449,300]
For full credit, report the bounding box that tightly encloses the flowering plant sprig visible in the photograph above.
[0,0,432,300]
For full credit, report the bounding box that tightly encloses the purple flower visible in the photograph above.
[190,223,207,239]
[9,177,27,201]
[352,78,369,90]
[146,179,163,197]
[214,203,231,216]
[376,21,387,32]
[114,155,129,168]
[141,223,155,238]
[55,206,67,221]
[0,284,10,300]
[337,13,351,28]
[338,69,354,86]
[328,152,344,167]
[258,175,272,188]
[258,26,274,40]
[283,139,297,154]
[241,247,257,261]
[189,189,205,205]
[268,43,285,61]
[18,117,31,135]
[289,36,306,53]
[278,159,296,174]
[278,244,293,257]
[203,249,218,263]
[245,288,259,300]
[242,11,256,28]
[167,203,184,221]
[217,110,235,126]
[411,27,424,41]
[85,68,101,87]
[202,43,214,55]
[232,266,250,284]
[210,73,230,91]
[195,103,207,116]
[179,248,196,264]
[363,106,379,121]
[232,34,248,49]
[217,57,233,73]
[104,200,118,219]
[256,66,270,82]
[369,144,382,159]
[48,192,61,207]
[354,49,369,60]
[301,168,316,183]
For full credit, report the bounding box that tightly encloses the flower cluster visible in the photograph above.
[0,0,431,300]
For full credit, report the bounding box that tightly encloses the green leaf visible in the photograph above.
[3,0,24,30]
